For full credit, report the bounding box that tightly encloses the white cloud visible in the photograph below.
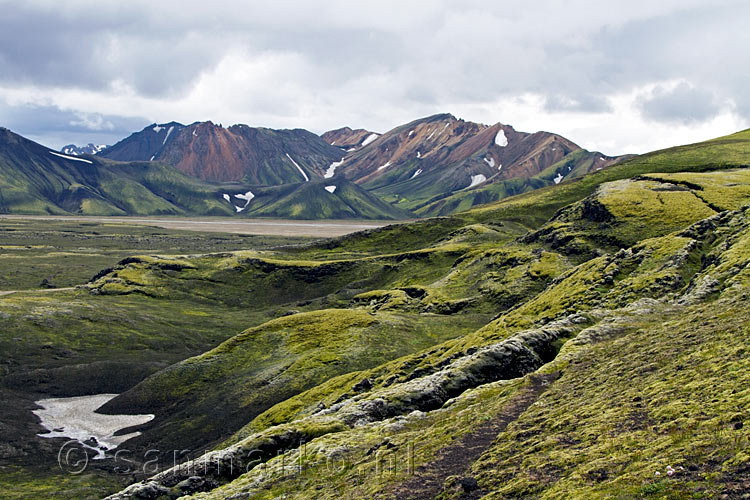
[69,112,115,131]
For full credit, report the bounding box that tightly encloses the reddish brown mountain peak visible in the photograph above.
[321,127,375,148]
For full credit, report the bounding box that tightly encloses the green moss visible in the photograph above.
[469,295,750,499]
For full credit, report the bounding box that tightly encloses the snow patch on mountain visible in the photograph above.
[233,191,255,212]
[468,174,486,188]
[361,133,379,147]
[377,161,392,171]
[162,126,174,145]
[484,157,495,168]
[495,129,508,147]
[324,185,337,194]
[49,151,93,164]
[411,168,423,179]
[222,193,231,202]
[554,172,564,184]
[153,125,163,133]
[235,191,254,201]
[285,153,309,182]
[416,151,421,158]
[325,158,345,179]
[33,394,154,459]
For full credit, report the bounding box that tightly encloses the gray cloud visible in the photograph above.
[0,101,149,148]
[637,82,723,124]
[0,0,748,152]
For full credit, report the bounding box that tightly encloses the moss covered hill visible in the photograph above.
[224,179,413,220]
[82,130,750,499]
[0,127,234,216]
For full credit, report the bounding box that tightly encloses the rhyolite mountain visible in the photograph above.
[327,113,628,213]
[0,127,406,219]
[100,121,344,185]
[60,143,108,156]
[1,114,631,220]
[99,114,628,217]
[321,126,378,149]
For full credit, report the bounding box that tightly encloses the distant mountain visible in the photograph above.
[0,127,235,216]
[321,127,378,150]
[60,143,108,156]
[0,127,412,220]
[100,121,343,185]
[97,121,185,163]
[417,148,633,216]
[326,114,628,213]
[54,113,630,218]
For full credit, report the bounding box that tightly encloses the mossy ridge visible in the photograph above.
[88,243,475,312]
[469,296,749,499]
[97,308,489,460]
[106,312,594,500]
[642,169,750,212]
[171,207,750,500]
[227,204,750,445]
[520,170,750,258]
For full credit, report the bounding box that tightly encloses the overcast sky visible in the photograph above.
[1,0,748,154]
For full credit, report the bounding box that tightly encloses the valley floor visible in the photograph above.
[0,215,395,238]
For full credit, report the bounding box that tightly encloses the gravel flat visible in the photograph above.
[0,215,395,237]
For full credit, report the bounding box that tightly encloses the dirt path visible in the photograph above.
[387,372,559,500]
[0,287,76,297]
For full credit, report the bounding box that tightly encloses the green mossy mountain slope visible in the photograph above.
[0,128,235,216]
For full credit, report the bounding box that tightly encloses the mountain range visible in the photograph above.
[2,114,630,219]
[60,143,108,156]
